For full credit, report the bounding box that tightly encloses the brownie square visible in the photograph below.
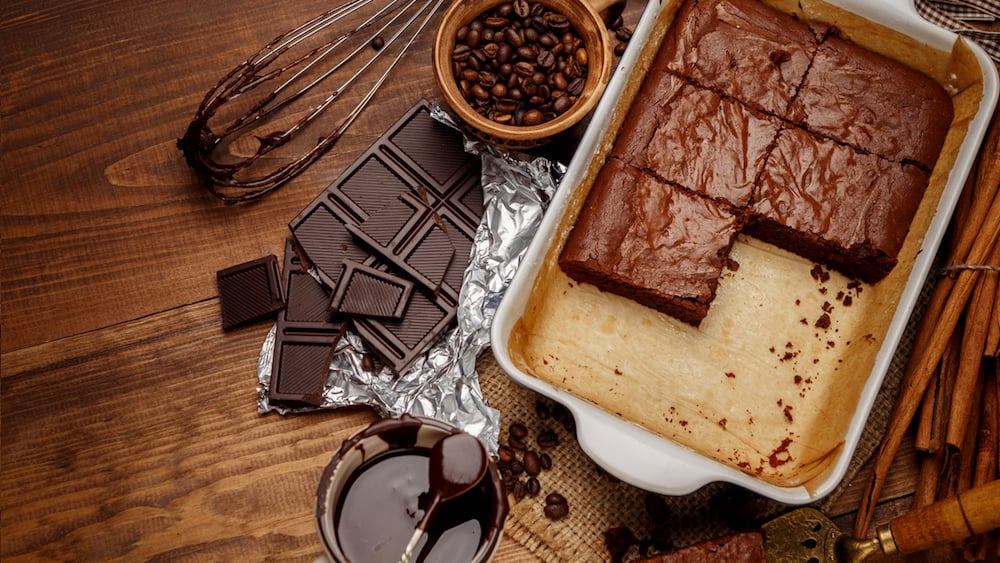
[748,126,929,281]
[787,34,953,169]
[615,78,780,208]
[657,0,818,118]
[559,158,743,325]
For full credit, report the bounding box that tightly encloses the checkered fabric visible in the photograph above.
[916,0,1000,61]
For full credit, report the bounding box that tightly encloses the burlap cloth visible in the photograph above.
[478,288,926,561]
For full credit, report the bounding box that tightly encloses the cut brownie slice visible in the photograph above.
[615,77,780,208]
[787,33,954,169]
[656,0,818,118]
[748,126,929,282]
[637,532,766,562]
[559,158,744,326]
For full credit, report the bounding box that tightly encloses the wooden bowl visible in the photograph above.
[432,0,614,149]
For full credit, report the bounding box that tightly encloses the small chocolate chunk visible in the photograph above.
[216,255,284,330]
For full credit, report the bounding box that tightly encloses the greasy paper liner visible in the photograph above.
[492,0,998,504]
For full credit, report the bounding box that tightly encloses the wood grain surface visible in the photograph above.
[0,0,960,560]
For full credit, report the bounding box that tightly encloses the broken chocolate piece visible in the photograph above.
[216,255,284,330]
[347,191,456,293]
[352,287,458,375]
[269,241,347,406]
[329,260,414,319]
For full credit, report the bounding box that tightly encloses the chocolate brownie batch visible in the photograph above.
[560,0,953,326]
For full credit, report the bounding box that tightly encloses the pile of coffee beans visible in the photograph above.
[496,398,576,520]
[450,1,589,127]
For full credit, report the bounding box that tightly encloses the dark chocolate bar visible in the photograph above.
[288,100,484,374]
[216,255,284,331]
[269,241,347,406]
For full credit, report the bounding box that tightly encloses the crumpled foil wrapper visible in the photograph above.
[256,108,562,453]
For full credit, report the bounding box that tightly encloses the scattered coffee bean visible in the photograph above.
[450,1,588,126]
[544,492,570,520]
[539,452,552,470]
[371,36,385,50]
[523,450,542,475]
[498,445,516,464]
[510,422,529,440]
[526,476,541,496]
[536,430,559,448]
[512,478,526,501]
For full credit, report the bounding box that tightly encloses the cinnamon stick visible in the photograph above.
[945,246,998,450]
[853,121,1000,537]
[855,191,1000,536]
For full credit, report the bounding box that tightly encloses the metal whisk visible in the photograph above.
[178,0,446,204]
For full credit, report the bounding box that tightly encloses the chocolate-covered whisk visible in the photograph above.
[178,0,445,204]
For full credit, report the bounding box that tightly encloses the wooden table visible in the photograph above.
[0,0,941,560]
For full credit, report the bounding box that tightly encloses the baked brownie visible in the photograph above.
[748,125,929,282]
[559,158,743,326]
[638,532,766,562]
[656,0,818,118]
[787,33,954,169]
[613,72,780,208]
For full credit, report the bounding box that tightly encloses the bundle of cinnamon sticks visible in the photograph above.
[854,106,1000,559]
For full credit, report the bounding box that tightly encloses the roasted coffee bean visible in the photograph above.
[516,45,536,60]
[513,478,526,501]
[471,84,491,101]
[523,450,542,475]
[567,77,584,96]
[510,422,529,439]
[539,452,552,470]
[544,492,569,520]
[371,36,385,50]
[513,60,534,77]
[498,445,516,464]
[478,70,497,87]
[513,0,530,18]
[523,108,544,125]
[496,98,518,113]
[615,26,633,41]
[614,42,627,56]
[484,16,508,28]
[509,434,526,450]
[526,476,541,496]
[465,28,481,47]
[553,94,573,115]
[536,430,559,448]
[509,459,525,475]
[452,44,472,62]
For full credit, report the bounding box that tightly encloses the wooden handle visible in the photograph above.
[887,479,1000,554]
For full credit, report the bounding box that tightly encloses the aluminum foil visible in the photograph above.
[256,108,562,453]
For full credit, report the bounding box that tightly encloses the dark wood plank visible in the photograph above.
[0,299,541,560]
[0,0,448,353]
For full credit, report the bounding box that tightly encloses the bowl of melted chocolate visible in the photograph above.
[316,415,508,562]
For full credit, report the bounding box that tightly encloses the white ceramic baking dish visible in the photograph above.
[491,0,998,504]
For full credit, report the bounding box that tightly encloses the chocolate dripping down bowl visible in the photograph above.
[490,0,999,504]
[432,0,617,148]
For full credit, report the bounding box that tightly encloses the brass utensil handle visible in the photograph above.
[885,479,1000,555]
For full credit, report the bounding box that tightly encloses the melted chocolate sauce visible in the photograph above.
[335,448,490,563]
